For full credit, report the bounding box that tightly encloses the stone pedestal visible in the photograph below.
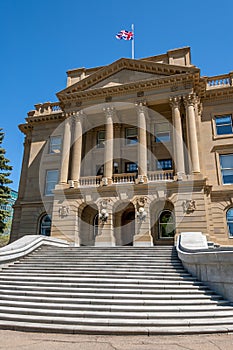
[95,214,115,246]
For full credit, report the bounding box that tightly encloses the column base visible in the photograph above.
[102,177,113,186]
[136,175,148,184]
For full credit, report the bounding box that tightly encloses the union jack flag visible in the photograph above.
[116,29,134,41]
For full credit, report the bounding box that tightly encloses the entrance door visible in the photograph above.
[121,210,135,246]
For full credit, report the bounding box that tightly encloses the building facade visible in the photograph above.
[10,47,233,246]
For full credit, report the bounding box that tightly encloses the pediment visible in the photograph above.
[57,57,198,98]
[86,69,166,90]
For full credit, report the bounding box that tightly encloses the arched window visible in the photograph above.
[39,214,51,236]
[227,208,233,237]
[159,210,175,238]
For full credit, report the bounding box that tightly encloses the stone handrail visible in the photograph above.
[27,102,62,117]
[0,235,69,266]
[206,74,232,90]
[148,170,174,181]
[112,173,136,184]
[177,232,233,302]
[79,175,102,187]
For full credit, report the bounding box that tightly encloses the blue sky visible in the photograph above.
[1,0,233,191]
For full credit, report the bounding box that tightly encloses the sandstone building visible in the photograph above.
[11,47,233,246]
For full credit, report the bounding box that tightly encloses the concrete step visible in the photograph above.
[0,288,221,300]
[0,245,233,335]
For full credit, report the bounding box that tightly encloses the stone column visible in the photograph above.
[103,107,114,185]
[70,111,83,185]
[184,94,201,174]
[135,103,148,183]
[169,96,185,178]
[59,116,71,184]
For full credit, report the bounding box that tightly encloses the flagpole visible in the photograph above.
[131,24,135,59]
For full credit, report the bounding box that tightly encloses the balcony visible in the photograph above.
[206,74,233,90]
[78,170,174,187]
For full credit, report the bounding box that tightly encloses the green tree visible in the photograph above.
[0,129,12,233]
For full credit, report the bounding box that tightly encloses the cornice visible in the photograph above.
[57,72,199,103]
[202,87,233,102]
[26,113,64,124]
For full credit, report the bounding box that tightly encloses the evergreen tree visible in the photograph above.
[0,129,12,233]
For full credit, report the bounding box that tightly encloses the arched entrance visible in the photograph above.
[150,200,175,245]
[39,214,51,236]
[114,202,135,246]
[79,204,98,246]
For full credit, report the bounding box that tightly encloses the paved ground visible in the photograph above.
[1,330,233,350]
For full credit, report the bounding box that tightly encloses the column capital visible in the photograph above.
[183,93,197,108]
[103,106,115,118]
[169,96,181,109]
[135,101,147,115]
[71,110,85,123]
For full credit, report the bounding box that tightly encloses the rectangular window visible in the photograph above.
[126,127,138,145]
[97,131,105,148]
[45,170,59,195]
[220,154,233,185]
[125,162,138,173]
[155,123,170,142]
[157,159,173,170]
[49,136,62,154]
[215,115,233,135]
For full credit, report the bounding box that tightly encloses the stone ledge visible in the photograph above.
[177,232,233,302]
[0,235,69,266]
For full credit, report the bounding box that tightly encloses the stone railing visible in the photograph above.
[177,232,233,303]
[27,102,62,117]
[206,74,232,90]
[148,170,174,181]
[112,173,136,184]
[0,235,69,265]
[79,175,102,187]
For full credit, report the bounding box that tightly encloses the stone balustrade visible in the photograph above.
[27,102,62,117]
[112,173,136,184]
[78,171,174,187]
[79,175,102,187]
[206,74,232,89]
[147,170,174,181]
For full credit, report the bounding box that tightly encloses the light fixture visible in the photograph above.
[99,208,109,223]
[136,206,147,222]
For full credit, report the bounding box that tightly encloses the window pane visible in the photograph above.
[49,136,61,153]
[159,210,175,238]
[216,125,233,135]
[125,162,138,172]
[97,131,105,148]
[156,132,170,143]
[157,159,172,170]
[215,116,232,125]
[227,208,233,221]
[215,116,233,135]
[220,155,233,169]
[222,169,233,184]
[45,170,59,195]
[227,209,233,236]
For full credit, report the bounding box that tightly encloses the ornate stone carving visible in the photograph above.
[103,106,115,118]
[59,206,69,218]
[182,200,196,214]
[183,93,197,108]
[169,96,181,109]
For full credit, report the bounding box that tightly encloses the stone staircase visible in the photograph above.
[0,245,233,335]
